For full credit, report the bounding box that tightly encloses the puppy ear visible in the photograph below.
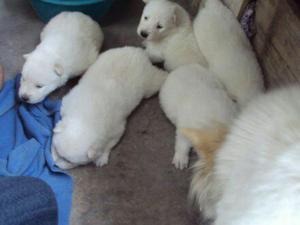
[0,65,4,90]
[54,63,64,77]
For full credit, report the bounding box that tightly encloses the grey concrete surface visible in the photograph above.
[0,0,202,224]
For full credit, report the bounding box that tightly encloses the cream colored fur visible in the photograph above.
[19,12,103,103]
[193,0,264,108]
[159,64,237,169]
[52,47,168,169]
[189,86,300,225]
[137,0,207,71]
[181,124,227,219]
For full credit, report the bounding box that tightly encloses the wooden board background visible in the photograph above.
[253,0,300,88]
[224,0,300,88]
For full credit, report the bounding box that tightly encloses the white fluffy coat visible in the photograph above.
[137,0,207,71]
[191,86,300,225]
[159,64,237,169]
[52,47,168,169]
[19,12,103,103]
[193,0,264,107]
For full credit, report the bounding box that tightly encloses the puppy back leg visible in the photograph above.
[52,145,76,169]
[172,129,192,170]
[90,123,126,167]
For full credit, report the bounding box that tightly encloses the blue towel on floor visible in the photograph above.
[0,74,73,225]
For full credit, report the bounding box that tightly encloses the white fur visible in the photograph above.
[19,12,103,104]
[193,0,264,107]
[52,47,168,169]
[191,86,300,225]
[159,64,237,169]
[137,0,207,71]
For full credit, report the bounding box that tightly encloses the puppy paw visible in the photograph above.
[95,153,109,167]
[172,153,189,170]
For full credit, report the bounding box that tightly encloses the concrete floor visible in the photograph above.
[0,0,201,224]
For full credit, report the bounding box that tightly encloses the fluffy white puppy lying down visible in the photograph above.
[52,47,168,169]
[193,0,264,108]
[137,0,207,71]
[185,86,300,225]
[19,12,103,104]
[159,64,237,169]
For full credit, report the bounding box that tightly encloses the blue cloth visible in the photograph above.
[0,74,73,225]
[0,176,58,225]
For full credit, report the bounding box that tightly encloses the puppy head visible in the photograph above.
[137,0,179,41]
[19,53,65,104]
[52,119,91,165]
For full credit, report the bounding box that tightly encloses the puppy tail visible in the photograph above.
[181,123,228,219]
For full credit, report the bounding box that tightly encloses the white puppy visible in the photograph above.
[159,64,237,169]
[52,47,168,169]
[137,0,207,71]
[19,12,103,104]
[184,86,300,225]
[193,0,264,108]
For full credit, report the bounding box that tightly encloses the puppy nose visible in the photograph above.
[21,95,29,102]
[140,31,149,38]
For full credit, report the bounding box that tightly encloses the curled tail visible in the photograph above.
[181,123,228,220]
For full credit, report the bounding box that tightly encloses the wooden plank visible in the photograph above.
[253,0,280,55]
[254,0,300,88]
[271,0,300,76]
[261,41,298,88]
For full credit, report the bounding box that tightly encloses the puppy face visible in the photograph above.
[19,55,64,104]
[137,0,178,41]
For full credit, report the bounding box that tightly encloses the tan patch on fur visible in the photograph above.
[181,123,228,170]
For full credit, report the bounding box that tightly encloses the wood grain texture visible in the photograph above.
[254,0,300,88]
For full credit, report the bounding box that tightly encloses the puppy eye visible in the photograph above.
[144,16,148,20]
[36,84,44,89]
[157,24,163,29]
